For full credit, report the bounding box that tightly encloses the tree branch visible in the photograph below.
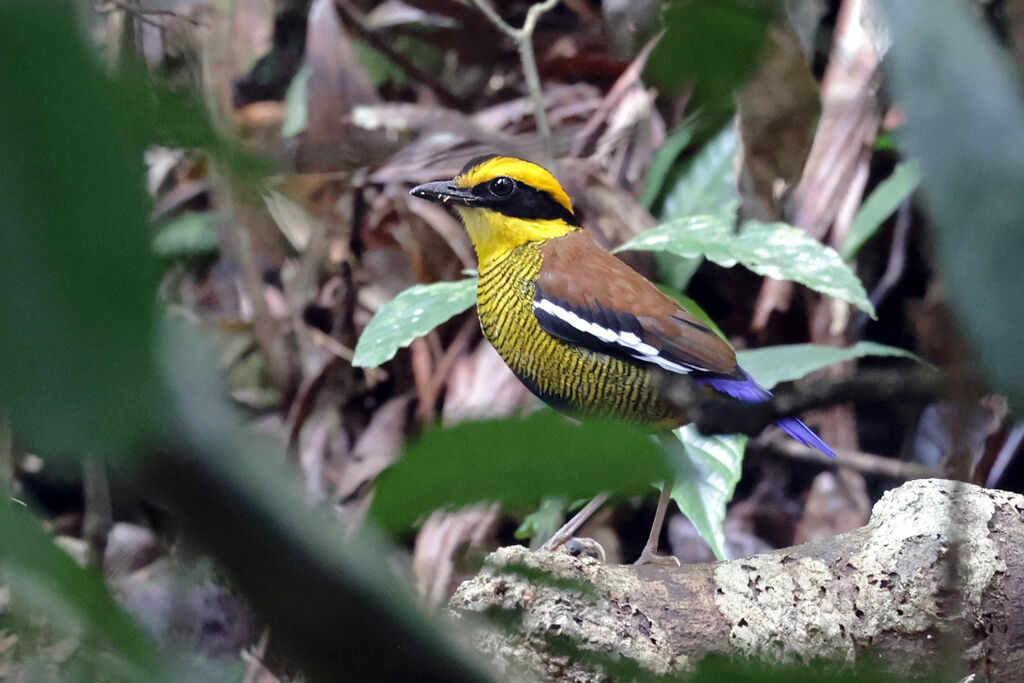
[451,479,1024,680]
[753,436,940,480]
[660,368,943,440]
[95,1,205,28]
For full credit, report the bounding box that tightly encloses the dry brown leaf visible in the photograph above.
[295,405,340,504]
[792,469,870,545]
[570,32,662,158]
[105,523,162,578]
[334,394,412,503]
[412,503,499,608]
[751,0,882,331]
[441,343,535,425]
[737,25,821,222]
[296,0,392,170]
[391,183,476,270]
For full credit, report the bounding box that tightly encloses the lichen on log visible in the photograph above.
[449,479,1024,681]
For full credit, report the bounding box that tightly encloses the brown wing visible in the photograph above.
[533,230,737,375]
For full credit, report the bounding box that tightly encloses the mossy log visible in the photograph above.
[450,479,1024,681]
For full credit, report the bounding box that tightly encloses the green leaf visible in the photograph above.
[616,216,876,317]
[156,318,489,681]
[659,123,739,220]
[652,122,739,291]
[152,211,222,257]
[370,411,671,533]
[143,77,269,188]
[0,501,160,678]
[646,0,769,119]
[668,427,746,561]
[842,159,921,260]
[0,2,161,458]
[352,278,477,368]
[882,0,1024,408]
[639,118,697,209]
[737,341,924,390]
[352,41,410,89]
[282,64,311,138]
[514,497,567,548]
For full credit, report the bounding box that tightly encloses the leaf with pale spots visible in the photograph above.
[616,216,875,317]
[352,278,477,367]
[668,426,746,561]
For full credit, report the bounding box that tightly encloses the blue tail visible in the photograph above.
[698,372,836,459]
[776,417,836,458]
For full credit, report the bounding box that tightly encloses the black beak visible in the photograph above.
[409,181,477,206]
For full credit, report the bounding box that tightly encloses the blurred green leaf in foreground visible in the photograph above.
[371,412,672,533]
[0,2,161,460]
[882,0,1024,409]
[0,3,488,680]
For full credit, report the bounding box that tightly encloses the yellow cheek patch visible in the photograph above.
[455,156,574,216]
[456,207,572,267]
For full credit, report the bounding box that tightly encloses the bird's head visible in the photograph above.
[410,155,580,267]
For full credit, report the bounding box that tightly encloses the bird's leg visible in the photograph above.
[633,483,680,566]
[538,492,609,552]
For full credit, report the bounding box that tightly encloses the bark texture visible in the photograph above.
[449,479,1024,681]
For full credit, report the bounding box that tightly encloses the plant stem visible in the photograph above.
[469,0,561,152]
[0,416,11,498]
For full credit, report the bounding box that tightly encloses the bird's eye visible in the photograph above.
[489,176,516,197]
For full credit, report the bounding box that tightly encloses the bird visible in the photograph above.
[410,154,835,563]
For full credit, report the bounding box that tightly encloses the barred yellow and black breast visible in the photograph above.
[476,242,684,427]
[408,154,836,459]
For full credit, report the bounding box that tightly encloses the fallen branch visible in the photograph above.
[660,368,943,440]
[450,479,1024,681]
[753,435,940,480]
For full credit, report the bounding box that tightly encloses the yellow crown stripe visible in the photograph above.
[455,157,574,215]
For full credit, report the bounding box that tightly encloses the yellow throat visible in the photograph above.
[455,207,573,268]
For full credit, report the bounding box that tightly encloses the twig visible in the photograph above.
[755,436,940,480]
[468,0,561,152]
[333,0,467,110]
[851,199,912,337]
[0,416,11,498]
[538,492,610,551]
[241,629,278,683]
[220,186,294,390]
[417,316,480,421]
[986,420,1024,488]
[663,368,943,440]
[96,1,206,28]
[82,456,113,569]
[570,30,663,157]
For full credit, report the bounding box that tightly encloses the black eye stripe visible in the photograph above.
[469,180,579,226]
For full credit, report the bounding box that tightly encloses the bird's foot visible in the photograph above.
[633,545,680,567]
[562,537,606,562]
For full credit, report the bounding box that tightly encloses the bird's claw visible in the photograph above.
[633,546,681,567]
[562,537,606,562]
